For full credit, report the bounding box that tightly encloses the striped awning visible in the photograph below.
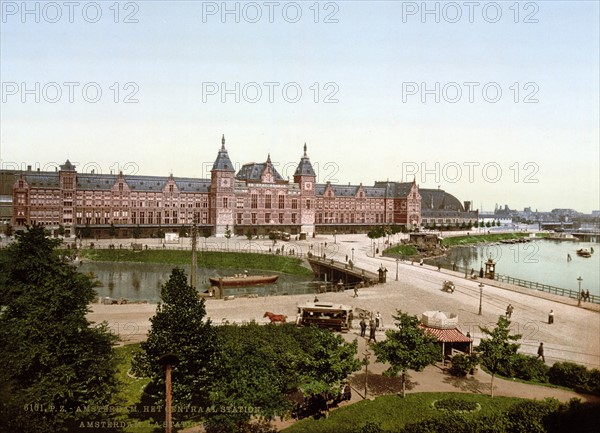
[419,324,472,343]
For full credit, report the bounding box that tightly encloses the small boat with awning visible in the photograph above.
[209,273,279,287]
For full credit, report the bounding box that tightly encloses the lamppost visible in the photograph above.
[478,282,484,315]
[363,347,371,399]
[351,247,355,262]
[577,276,583,306]
[396,258,399,281]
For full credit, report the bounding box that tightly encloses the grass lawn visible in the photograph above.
[384,245,419,257]
[441,232,543,247]
[282,392,525,433]
[78,249,313,276]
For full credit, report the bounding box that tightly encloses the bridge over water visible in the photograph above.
[307,256,382,289]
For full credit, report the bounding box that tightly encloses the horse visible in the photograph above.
[264,311,287,323]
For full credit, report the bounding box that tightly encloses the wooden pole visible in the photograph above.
[190,217,197,289]
[165,363,173,433]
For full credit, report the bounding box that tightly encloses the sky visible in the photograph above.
[1,0,599,213]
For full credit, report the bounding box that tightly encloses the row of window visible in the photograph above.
[235,212,297,225]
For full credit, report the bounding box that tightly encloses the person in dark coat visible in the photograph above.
[368,319,377,343]
[537,342,545,362]
[359,318,367,337]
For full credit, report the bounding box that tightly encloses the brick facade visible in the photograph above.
[10,137,425,238]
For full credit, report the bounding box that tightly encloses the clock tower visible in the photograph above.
[210,135,236,236]
[293,143,316,234]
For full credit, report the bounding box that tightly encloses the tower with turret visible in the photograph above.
[210,135,236,236]
[294,143,316,234]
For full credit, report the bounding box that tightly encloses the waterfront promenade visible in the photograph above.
[87,233,600,369]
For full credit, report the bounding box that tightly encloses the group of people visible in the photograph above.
[580,290,592,302]
[359,311,383,343]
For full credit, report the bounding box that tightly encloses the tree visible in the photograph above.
[108,222,117,238]
[224,225,232,250]
[178,225,187,237]
[132,225,141,239]
[0,225,119,433]
[132,267,218,413]
[206,323,359,432]
[372,311,440,397]
[57,224,65,237]
[246,229,253,240]
[80,224,92,239]
[3,223,13,236]
[476,316,522,397]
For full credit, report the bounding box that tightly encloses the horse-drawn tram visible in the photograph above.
[295,302,354,332]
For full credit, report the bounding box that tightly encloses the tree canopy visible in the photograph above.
[206,323,360,433]
[476,316,522,397]
[0,225,119,433]
[372,311,440,397]
[132,267,218,412]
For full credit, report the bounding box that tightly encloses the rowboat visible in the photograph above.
[209,274,279,287]
[576,249,592,258]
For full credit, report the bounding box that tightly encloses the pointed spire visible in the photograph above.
[303,143,308,157]
[266,153,271,164]
[221,134,226,150]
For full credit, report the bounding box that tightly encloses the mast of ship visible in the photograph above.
[190,216,198,289]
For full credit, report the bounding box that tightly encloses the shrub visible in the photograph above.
[450,353,479,377]
[548,362,590,389]
[505,398,560,433]
[354,421,383,433]
[433,397,478,412]
[511,354,549,382]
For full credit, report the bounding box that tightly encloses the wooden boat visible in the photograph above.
[209,274,279,287]
[576,248,592,258]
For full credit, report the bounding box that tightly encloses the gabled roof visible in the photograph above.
[236,158,285,182]
[212,135,235,172]
[373,181,417,198]
[315,183,386,198]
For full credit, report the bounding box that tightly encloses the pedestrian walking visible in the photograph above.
[585,290,590,302]
[506,304,514,319]
[548,309,554,324]
[368,319,377,343]
[537,342,545,362]
[375,312,382,330]
[360,318,366,337]
[353,285,359,298]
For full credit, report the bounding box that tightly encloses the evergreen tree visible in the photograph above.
[0,225,119,433]
[132,267,217,411]
[476,316,522,397]
[372,311,440,397]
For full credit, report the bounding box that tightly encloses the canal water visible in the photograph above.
[431,239,600,296]
[79,262,318,303]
